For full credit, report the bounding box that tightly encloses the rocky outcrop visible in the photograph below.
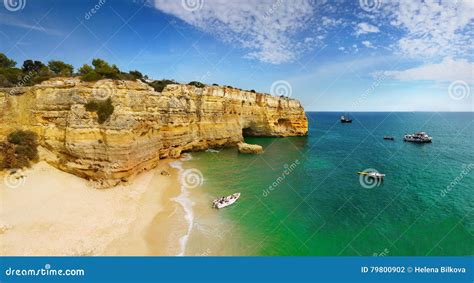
[237,142,263,154]
[0,78,308,187]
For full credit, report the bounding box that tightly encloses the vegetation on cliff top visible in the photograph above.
[78,58,144,82]
[85,98,115,124]
[0,53,266,94]
[1,130,39,169]
[188,81,205,88]
[147,79,177,92]
[0,53,146,88]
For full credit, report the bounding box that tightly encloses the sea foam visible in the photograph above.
[169,154,195,256]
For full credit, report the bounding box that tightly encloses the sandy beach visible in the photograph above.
[0,160,188,256]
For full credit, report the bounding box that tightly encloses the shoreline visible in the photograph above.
[0,160,189,256]
[169,156,195,256]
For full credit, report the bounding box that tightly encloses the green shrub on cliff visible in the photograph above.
[146,79,177,92]
[85,98,114,124]
[188,81,205,88]
[0,53,16,68]
[0,142,18,169]
[0,67,22,87]
[0,54,56,87]
[81,70,102,82]
[8,130,38,147]
[92,58,120,79]
[78,64,93,75]
[21,60,53,85]
[129,70,143,80]
[0,53,23,87]
[78,59,148,82]
[48,60,74,76]
[22,60,46,73]
[1,130,39,169]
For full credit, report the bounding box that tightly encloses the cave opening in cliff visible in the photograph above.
[277,118,291,126]
[242,127,254,137]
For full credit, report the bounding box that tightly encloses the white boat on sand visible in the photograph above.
[212,193,240,209]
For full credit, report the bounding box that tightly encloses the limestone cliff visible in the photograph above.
[0,78,308,187]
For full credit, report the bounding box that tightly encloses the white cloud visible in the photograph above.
[152,0,317,64]
[351,44,359,53]
[382,57,474,83]
[354,22,379,36]
[382,0,474,58]
[321,16,342,27]
[361,40,375,49]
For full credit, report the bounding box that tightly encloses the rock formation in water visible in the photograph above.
[237,142,263,154]
[0,78,308,187]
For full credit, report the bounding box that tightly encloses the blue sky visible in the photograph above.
[0,0,473,111]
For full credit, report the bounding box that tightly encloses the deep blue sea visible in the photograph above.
[184,112,473,255]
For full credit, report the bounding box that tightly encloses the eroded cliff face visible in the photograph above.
[0,78,308,187]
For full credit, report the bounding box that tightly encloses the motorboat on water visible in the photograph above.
[383,136,394,140]
[403,132,432,143]
[340,115,352,123]
[212,193,241,209]
[357,171,385,179]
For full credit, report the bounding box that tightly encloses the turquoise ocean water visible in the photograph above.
[184,112,473,256]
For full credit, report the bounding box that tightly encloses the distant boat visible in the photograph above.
[357,171,385,179]
[212,193,240,209]
[340,114,352,123]
[404,132,432,143]
[383,136,395,140]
